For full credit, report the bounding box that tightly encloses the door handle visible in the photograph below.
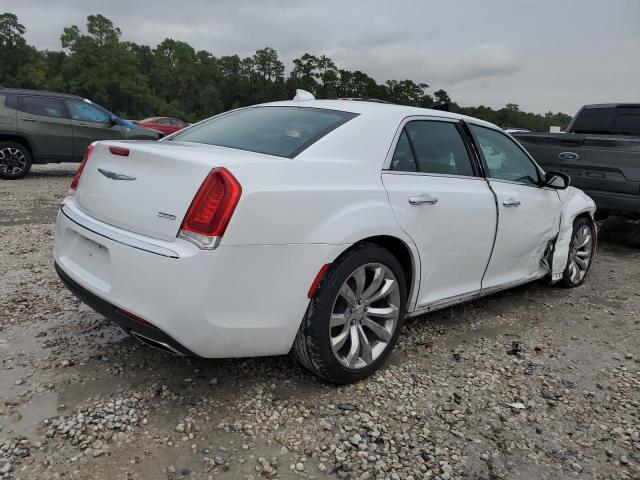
[408,194,438,205]
[76,124,88,127]
[502,198,521,207]
[21,117,37,122]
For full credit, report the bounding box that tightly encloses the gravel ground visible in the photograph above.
[1,164,639,480]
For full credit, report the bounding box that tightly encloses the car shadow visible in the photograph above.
[598,215,640,249]
[28,164,78,177]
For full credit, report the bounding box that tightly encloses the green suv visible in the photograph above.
[0,88,161,179]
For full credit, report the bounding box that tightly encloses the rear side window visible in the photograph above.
[4,95,17,110]
[390,121,475,176]
[170,106,358,158]
[390,130,417,172]
[613,114,640,136]
[571,108,615,134]
[20,96,66,119]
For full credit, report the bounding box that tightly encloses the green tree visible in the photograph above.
[60,14,155,117]
[0,11,573,131]
[0,13,46,88]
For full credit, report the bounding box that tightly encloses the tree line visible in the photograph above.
[0,12,572,130]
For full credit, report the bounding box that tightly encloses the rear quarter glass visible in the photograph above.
[168,106,358,158]
[4,95,18,109]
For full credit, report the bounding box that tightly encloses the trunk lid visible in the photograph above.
[75,141,248,241]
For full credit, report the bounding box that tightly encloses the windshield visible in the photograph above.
[169,106,358,158]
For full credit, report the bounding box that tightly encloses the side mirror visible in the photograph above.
[543,171,571,190]
[109,115,118,125]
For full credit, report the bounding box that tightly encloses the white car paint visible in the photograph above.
[53,99,595,359]
[382,172,496,307]
[481,179,562,290]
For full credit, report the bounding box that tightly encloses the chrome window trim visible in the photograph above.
[60,205,180,259]
[382,170,486,181]
[487,177,557,192]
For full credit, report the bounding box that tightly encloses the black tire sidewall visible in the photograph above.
[561,216,595,287]
[310,244,408,383]
[0,142,32,179]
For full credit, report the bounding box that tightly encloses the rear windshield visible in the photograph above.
[169,106,358,158]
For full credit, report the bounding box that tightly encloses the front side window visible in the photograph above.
[470,124,540,185]
[20,96,66,119]
[390,120,475,176]
[66,100,111,123]
[169,106,358,158]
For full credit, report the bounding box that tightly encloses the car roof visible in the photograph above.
[582,103,640,109]
[0,88,83,100]
[256,99,500,130]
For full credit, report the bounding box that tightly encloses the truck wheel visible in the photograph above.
[0,142,32,179]
[293,243,407,384]
[560,216,595,287]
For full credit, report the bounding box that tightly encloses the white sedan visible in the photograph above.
[53,91,596,384]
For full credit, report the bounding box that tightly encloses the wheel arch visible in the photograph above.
[550,187,597,281]
[0,134,36,159]
[334,234,419,310]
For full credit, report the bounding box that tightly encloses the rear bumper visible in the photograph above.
[53,198,345,358]
[585,190,640,215]
[55,263,195,355]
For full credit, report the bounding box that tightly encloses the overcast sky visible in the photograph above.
[7,0,640,114]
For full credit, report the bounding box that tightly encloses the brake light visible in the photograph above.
[178,168,242,249]
[109,146,129,156]
[69,144,95,194]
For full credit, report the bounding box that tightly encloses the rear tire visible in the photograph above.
[0,141,32,179]
[560,216,595,287]
[293,242,407,384]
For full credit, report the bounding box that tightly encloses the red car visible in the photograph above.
[134,117,189,135]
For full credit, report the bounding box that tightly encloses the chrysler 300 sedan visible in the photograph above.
[54,91,596,383]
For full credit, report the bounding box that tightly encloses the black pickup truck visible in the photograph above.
[513,103,640,219]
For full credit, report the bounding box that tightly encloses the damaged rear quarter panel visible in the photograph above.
[551,187,597,281]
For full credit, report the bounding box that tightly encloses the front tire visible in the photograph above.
[0,141,32,179]
[560,216,595,287]
[293,243,407,384]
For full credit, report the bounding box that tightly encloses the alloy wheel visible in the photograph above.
[0,147,27,175]
[567,224,593,284]
[330,263,401,369]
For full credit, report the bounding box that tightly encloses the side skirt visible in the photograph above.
[407,273,547,318]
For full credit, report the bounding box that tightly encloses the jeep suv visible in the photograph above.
[0,89,160,179]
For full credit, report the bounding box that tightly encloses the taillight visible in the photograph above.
[109,146,129,156]
[69,143,95,194]
[178,168,241,249]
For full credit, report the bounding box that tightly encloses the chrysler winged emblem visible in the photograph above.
[98,168,137,181]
